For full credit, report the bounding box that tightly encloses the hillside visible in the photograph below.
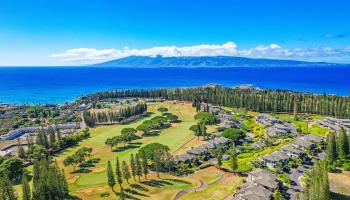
[93,56,341,67]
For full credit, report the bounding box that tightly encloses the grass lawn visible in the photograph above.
[242,117,265,138]
[309,123,330,136]
[223,139,294,173]
[41,101,198,199]
[273,113,330,136]
[191,166,223,185]
[181,167,243,200]
[329,171,350,197]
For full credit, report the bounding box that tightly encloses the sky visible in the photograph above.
[0,0,350,66]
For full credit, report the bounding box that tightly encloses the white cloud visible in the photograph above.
[51,42,350,64]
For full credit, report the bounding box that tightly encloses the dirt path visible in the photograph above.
[173,171,224,200]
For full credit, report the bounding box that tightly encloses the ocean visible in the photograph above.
[0,66,349,104]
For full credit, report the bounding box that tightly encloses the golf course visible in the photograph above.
[50,101,234,200]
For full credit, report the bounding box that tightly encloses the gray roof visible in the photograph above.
[187,146,209,155]
[233,182,273,200]
[208,136,230,146]
[222,154,230,160]
[256,114,282,126]
[293,138,314,148]
[262,151,289,162]
[172,153,196,163]
[0,123,80,140]
[247,133,256,139]
[251,141,266,149]
[248,169,278,189]
[281,145,304,155]
[303,134,323,143]
[217,113,234,121]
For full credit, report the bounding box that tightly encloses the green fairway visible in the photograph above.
[51,101,198,199]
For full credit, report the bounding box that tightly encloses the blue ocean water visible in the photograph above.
[0,66,349,104]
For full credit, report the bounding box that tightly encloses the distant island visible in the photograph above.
[93,56,345,67]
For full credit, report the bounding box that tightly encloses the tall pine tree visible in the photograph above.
[135,154,142,181]
[130,154,136,181]
[141,153,148,180]
[326,132,337,162]
[338,128,349,159]
[115,158,123,189]
[107,161,116,192]
[229,145,238,173]
[0,173,17,200]
[22,174,31,200]
[122,161,130,184]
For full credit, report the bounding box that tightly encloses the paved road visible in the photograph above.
[288,166,308,199]
[173,172,224,200]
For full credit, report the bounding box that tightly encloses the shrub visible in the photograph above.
[277,173,291,187]
[222,128,245,142]
[342,163,350,171]
[194,112,218,125]
[198,163,214,169]
[100,191,110,198]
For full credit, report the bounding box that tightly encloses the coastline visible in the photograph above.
[0,66,349,104]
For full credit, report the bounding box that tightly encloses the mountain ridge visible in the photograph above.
[92,56,345,67]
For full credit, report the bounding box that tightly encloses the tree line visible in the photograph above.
[106,143,172,197]
[18,128,90,161]
[0,156,69,200]
[87,87,350,118]
[83,103,147,127]
[326,128,350,168]
[64,147,93,173]
[302,160,330,200]
[105,128,140,151]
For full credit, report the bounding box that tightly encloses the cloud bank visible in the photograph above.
[51,42,350,64]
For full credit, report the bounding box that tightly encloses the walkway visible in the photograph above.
[173,171,224,200]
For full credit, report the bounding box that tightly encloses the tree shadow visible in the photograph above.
[142,131,160,137]
[130,142,143,145]
[115,191,140,200]
[79,158,100,168]
[141,179,173,188]
[129,183,149,192]
[164,178,191,184]
[124,188,149,197]
[332,192,350,200]
[121,112,153,125]
[74,168,92,173]
[68,195,83,200]
[113,144,141,152]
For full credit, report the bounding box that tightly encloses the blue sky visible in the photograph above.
[0,0,350,65]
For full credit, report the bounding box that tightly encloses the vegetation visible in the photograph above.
[21,174,31,200]
[31,158,69,200]
[64,147,93,173]
[302,160,330,200]
[83,103,147,127]
[189,122,208,140]
[5,98,344,200]
[90,87,350,118]
[136,115,171,135]
[194,112,218,125]
[222,128,245,143]
[0,156,24,181]
[229,145,238,172]
[106,160,116,192]
[105,131,140,151]
[157,107,168,113]
[325,128,350,172]
[0,173,17,200]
